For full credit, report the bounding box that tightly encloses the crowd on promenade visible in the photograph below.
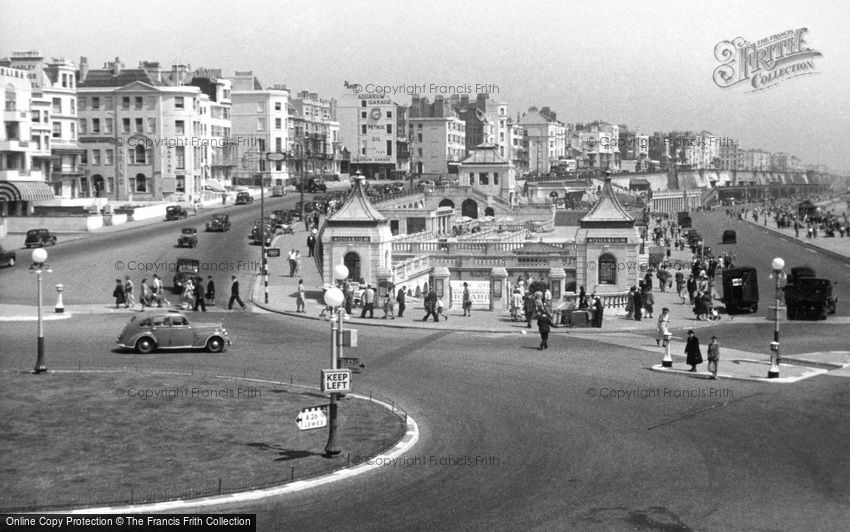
[724,195,849,239]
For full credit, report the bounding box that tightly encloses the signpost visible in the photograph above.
[266,248,281,258]
[321,369,351,393]
[295,405,329,431]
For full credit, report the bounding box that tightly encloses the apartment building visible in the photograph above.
[338,91,407,180]
[409,95,466,175]
[519,106,566,174]
[289,90,341,180]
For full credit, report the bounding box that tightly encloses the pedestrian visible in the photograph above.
[228,275,246,310]
[295,250,303,276]
[151,274,169,307]
[123,275,135,309]
[592,295,604,328]
[656,307,670,345]
[287,249,297,277]
[707,336,720,379]
[140,277,151,309]
[633,288,643,321]
[524,292,537,329]
[193,275,206,312]
[643,288,654,318]
[296,279,306,313]
[307,230,317,257]
[360,284,375,318]
[537,309,552,350]
[687,275,697,305]
[422,289,439,322]
[684,329,703,372]
[383,289,396,319]
[396,286,406,317]
[344,280,353,315]
[625,286,635,320]
[578,285,588,309]
[181,278,194,310]
[462,282,472,316]
[113,279,126,308]
[436,296,448,321]
[205,276,216,306]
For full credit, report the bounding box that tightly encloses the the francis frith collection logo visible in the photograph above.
[713,28,822,92]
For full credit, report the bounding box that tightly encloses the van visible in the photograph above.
[721,267,759,314]
[722,230,737,244]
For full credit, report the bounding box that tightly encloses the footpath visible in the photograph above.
[251,222,850,384]
[740,214,850,262]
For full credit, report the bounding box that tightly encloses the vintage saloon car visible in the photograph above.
[205,214,231,232]
[24,228,58,248]
[0,245,16,267]
[235,192,254,205]
[177,227,198,248]
[165,205,188,221]
[117,310,229,353]
[172,257,200,292]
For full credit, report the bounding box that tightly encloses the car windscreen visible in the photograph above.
[177,262,199,272]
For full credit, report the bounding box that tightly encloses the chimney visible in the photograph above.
[113,57,121,76]
[79,56,89,83]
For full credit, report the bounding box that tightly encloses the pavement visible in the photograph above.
[739,212,850,261]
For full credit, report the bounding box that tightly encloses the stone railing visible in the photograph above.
[391,254,431,283]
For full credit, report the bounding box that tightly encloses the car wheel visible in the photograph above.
[135,337,156,354]
[206,336,224,353]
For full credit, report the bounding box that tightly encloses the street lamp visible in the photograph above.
[323,278,346,458]
[30,248,52,374]
[768,257,785,378]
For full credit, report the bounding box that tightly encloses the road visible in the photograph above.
[1,200,849,530]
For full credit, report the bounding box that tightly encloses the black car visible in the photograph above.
[165,206,188,221]
[172,258,200,292]
[235,192,254,205]
[721,230,737,244]
[24,228,57,248]
[177,227,198,248]
[205,214,231,232]
[0,246,16,267]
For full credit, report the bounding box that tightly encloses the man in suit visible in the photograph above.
[422,289,439,322]
[192,275,206,312]
[228,275,246,310]
[307,231,317,257]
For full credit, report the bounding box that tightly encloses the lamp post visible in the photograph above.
[640,206,649,255]
[30,248,51,374]
[768,257,785,378]
[323,268,347,457]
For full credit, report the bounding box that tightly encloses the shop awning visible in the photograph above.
[51,143,86,153]
[0,181,56,202]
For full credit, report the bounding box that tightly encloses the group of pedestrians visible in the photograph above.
[112,274,173,310]
[111,274,248,311]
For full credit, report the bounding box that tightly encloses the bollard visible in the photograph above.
[55,284,64,313]
[662,332,673,368]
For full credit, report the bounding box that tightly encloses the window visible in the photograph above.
[479,172,489,185]
[79,119,87,134]
[52,98,61,114]
[80,150,87,164]
[417,123,422,129]
[275,137,282,152]
[105,118,113,133]
[275,118,282,129]
[274,102,281,111]
[105,149,113,165]
[122,97,130,109]
[135,118,143,133]
[147,118,155,133]
[417,148,422,156]
[176,175,185,192]
[135,173,147,192]
[70,99,75,114]
[257,118,266,131]
[361,124,367,134]
[386,124,393,135]
[135,96,143,110]
[176,146,185,169]
[386,140,393,157]
[175,97,184,109]
[92,149,101,165]
[31,110,39,123]
[122,118,130,133]
[387,111,392,119]
[493,172,499,185]
[175,120,185,135]
[104,96,112,108]
[417,133,422,142]
[361,100,367,107]
[469,172,475,185]
[361,111,367,119]
[52,122,61,138]
[131,145,148,164]
[257,102,265,113]
[598,254,617,284]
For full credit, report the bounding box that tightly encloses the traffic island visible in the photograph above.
[0,370,406,511]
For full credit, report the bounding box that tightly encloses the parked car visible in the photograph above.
[721,267,759,314]
[272,186,285,197]
[235,192,254,205]
[677,211,693,228]
[0,246,16,267]
[721,230,737,244]
[24,228,57,248]
[784,278,838,320]
[116,310,229,354]
[296,177,327,193]
[252,223,276,246]
[165,205,188,221]
[177,227,198,248]
[172,258,200,292]
[205,214,231,232]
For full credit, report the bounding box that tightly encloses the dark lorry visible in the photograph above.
[721,267,759,314]
[784,266,837,319]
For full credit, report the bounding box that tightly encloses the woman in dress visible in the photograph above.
[684,329,703,372]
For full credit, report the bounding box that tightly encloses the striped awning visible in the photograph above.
[0,181,56,202]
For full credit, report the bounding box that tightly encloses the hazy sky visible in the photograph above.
[2,0,847,172]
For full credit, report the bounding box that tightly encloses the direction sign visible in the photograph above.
[266,152,286,162]
[321,369,351,393]
[339,357,364,374]
[266,248,281,258]
[295,405,328,431]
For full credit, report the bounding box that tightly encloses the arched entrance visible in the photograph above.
[438,198,455,209]
[484,206,495,217]
[461,198,478,219]
[92,175,105,197]
[343,252,361,283]
[135,173,147,193]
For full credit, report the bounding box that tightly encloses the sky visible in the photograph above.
[2,0,848,173]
